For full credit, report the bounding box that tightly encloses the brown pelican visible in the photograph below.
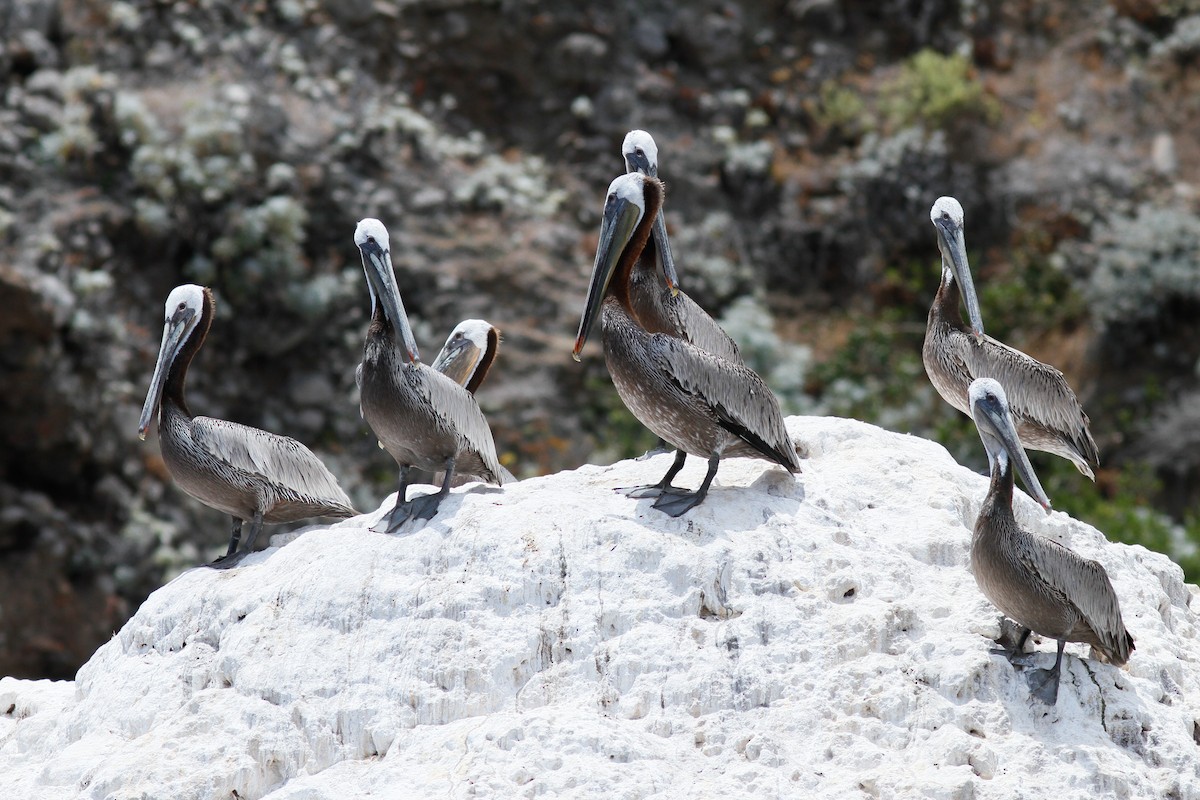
[621,129,742,364]
[573,173,801,516]
[429,319,500,394]
[923,196,1100,479]
[355,218,504,531]
[621,130,746,495]
[138,285,357,569]
[969,377,1133,705]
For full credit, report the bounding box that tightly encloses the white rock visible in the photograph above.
[1,416,1197,799]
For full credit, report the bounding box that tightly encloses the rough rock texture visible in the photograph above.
[1,417,1196,799]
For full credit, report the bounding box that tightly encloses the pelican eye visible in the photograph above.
[366,235,376,244]
[177,302,187,311]
[454,332,463,340]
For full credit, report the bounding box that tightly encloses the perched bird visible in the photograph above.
[923,196,1100,479]
[430,319,501,394]
[138,284,357,569]
[573,173,801,516]
[621,129,750,494]
[969,377,1133,705]
[354,218,504,531]
[620,129,742,364]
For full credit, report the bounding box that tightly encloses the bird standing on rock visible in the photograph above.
[354,218,504,531]
[968,377,1133,705]
[138,284,357,569]
[573,173,801,517]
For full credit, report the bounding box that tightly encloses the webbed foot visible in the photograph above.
[1027,667,1061,705]
[651,489,706,517]
[208,551,249,570]
[616,483,684,499]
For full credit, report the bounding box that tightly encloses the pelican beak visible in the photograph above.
[359,238,421,363]
[431,334,481,388]
[573,191,643,360]
[651,211,680,297]
[624,150,656,178]
[974,391,1052,513]
[138,305,196,440]
[936,216,985,341]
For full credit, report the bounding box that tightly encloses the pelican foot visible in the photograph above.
[372,503,414,533]
[651,489,705,517]
[406,491,444,522]
[1026,667,1061,705]
[616,483,676,499]
[990,647,1037,668]
[208,551,249,570]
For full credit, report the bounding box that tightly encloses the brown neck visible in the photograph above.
[163,288,215,417]
[611,177,664,311]
[931,265,966,330]
[987,452,1015,515]
[465,328,500,394]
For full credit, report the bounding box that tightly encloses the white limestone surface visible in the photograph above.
[1,416,1198,799]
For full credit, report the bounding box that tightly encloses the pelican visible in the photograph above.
[355,218,504,531]
[923,196,1100,479]
[429,319,500,394]
[969,377,1133,705]
[621,129,742,364]
[138,285,357,569]
[622,129,747,493]
[573,173,801,516]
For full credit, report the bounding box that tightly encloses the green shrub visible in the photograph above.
[883,49,999,130]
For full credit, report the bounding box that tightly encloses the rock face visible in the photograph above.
[1,417,1196,799]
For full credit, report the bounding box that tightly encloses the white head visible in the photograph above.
[930,196,965,229]
[622,129,659,177]
[354,218,391,251]
[608,172,648,211]
[447,319,494,352]
[162,284,206,322]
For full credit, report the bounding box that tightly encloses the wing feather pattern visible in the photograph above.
[191,417,356,513]
[668,293,742,364]
[649,335,800,471]
[414,365,504,484]
[962,335,1099,477]
[1018,536,1133,664]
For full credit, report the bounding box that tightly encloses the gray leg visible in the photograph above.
[374,466,415,532]
[378,459,454,533]
[652,453,720,517]
[1027,639,1066,705]
[210,510,263,570]
[225,517,244,557]
[623,449,688,498]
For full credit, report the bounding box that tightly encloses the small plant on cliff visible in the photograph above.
[883,49,999,131]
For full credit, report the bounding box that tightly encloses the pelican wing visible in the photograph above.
[650,334,800,471]
[669,292,743,364]
[191,416,356,512]
[967,337,1099,469]
[1019,536,1133,664]
[414,365,504,484]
